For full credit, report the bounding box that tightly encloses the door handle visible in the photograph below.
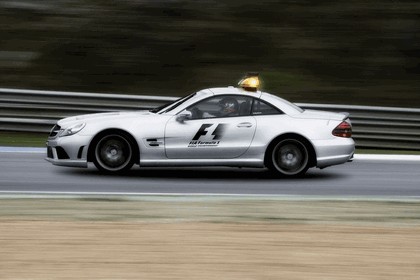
[237,122,253,128]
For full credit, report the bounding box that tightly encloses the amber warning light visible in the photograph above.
[238,72,260,92]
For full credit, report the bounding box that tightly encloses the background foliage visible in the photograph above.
[1,0,419,107]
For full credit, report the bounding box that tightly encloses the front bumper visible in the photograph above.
[45,134,90,168]
[45,156,87,167]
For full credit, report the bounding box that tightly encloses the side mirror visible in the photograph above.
[176,111,192,123]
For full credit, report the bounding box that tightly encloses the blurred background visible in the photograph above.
[1,0,419,107]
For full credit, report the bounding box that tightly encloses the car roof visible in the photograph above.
[206,87,263,98]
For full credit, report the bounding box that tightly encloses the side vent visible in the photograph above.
[77,146,85,159]
[146,138,164,147]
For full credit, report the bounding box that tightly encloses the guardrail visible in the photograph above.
[1,88,419,150]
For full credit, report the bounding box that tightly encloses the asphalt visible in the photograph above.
[0,151,419,197]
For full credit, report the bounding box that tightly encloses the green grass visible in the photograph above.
[0,131,48,147]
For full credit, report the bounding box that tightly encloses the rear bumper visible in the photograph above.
[313,138,355,169]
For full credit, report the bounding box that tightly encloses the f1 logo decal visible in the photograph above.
[189,123,227,147]
[193,123,227,140]
[192,124,213,140]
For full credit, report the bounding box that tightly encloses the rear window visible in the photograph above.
[252,99,283,115]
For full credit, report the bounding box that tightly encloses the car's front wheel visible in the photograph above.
[93,134,134,173]
[268,138,310,177]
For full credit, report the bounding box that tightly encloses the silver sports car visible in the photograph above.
[46,74,354,177]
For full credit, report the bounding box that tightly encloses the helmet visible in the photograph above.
[219,97,239,115]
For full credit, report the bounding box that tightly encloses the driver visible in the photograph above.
[219,97,239,117]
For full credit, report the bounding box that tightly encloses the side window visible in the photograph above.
[252,99,283,115]
[186,95,253,119]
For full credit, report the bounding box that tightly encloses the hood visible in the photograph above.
[58,110,152,127]
[292,109,348,121]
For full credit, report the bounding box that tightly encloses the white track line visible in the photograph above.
[0,147,45,153]
[0,191,419,201]
[353,154,420,161]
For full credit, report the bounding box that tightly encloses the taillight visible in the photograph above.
[332,121,352,138]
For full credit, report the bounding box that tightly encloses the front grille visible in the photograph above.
[49,124,61,138]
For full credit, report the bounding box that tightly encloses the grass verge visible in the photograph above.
[0,131,48,147]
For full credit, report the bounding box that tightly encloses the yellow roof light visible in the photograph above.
[238,72,260,92]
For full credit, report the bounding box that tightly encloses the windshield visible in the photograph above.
[150,92,197,114]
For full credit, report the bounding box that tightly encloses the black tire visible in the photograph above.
[268,138,309,177]
[93,133,134,173]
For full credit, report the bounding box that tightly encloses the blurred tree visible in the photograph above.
[0,0,419,107]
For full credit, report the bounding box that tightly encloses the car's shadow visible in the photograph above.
[61,166,346,181]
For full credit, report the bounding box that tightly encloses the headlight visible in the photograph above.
[59,123,86,137]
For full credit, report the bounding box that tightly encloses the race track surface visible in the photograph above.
[0,151,419,197]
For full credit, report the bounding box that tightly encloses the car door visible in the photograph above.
[164,95,256,159]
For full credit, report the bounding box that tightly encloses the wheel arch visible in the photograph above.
[87,128,140,164]
[264,133,317,168]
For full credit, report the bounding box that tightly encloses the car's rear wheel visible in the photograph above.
[93,134,134,173]
[269,138,309,177]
